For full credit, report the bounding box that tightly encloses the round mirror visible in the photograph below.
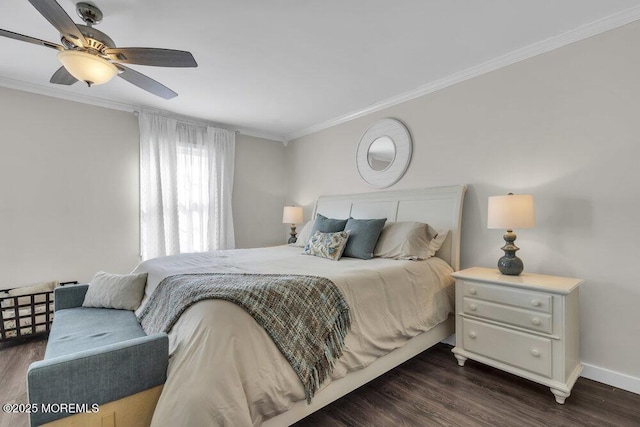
[367,136,396,171]
[356,118,412,188]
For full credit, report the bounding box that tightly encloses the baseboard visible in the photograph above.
[581,363,640,395]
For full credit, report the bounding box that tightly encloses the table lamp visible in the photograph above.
[487,193,536,275]
[282,206,304,244]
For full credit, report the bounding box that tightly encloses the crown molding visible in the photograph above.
[4,4,640,146]
[0,75,136,113]
[0,76,286,143]
[134,106,286,142]
[235,128,287,144]
[286,4,640,142]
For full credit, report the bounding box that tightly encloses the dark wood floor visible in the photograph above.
[0,337,47,427]
[2,339,639,427]
[294,343,640,427]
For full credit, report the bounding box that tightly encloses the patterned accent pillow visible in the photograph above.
[303,230,351,261]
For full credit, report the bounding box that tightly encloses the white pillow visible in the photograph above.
[83,272,148,311]
[374,222,430,260]
[292,220,313,248]
[427,229,449,258]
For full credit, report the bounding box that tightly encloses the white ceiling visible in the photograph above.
[1,0,640,141]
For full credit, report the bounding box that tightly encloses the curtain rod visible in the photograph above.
[133,108,239,134]
[133,109,286,142]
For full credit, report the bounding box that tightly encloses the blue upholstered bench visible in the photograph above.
[27,284,168,427]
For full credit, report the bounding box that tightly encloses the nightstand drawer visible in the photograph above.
[462,318,552,378]
[462,281,552,313]
[463,297,553,334]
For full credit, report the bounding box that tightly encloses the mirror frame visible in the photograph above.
[356,118,412,188]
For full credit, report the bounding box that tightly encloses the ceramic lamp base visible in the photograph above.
[288,224,297,244]
[498,254,524,275]
[498,229,524,276]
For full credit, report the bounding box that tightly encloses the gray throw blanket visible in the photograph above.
[137,273,351,402]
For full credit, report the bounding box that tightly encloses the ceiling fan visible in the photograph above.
[0,0,197,99]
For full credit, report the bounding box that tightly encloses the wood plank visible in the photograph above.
[2,339,639,427]
[0,338,46,427]
[295,343,640,427]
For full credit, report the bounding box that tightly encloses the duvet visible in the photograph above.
[132,245,454,426]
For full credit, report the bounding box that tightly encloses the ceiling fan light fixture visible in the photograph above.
[58,50,117,86]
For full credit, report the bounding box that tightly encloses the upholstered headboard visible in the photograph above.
[312,185,467,271]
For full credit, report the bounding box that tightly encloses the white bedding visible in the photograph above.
[132,245,454,426]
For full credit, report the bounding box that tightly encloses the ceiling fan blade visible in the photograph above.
[28,0,87,47]
[105,48,197,67]
[0,28,63,50]
[116,65,178,99]
[50,66,77,85]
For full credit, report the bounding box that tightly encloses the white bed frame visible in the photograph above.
[264,185,467,426]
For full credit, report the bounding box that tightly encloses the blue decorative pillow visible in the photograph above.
[310,214,348,236]
[343,217,387,259]
[303,230,350,261]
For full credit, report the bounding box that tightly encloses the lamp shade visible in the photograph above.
[58,50,118,85]
[282,206,303,224]
[487,194,535,229]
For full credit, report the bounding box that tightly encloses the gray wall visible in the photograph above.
[0,87,140,288]
[0,87,287,287]
[286,22,640,382]
[233,134,288,248]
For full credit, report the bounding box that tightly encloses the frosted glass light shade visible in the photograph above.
[487,194,536,229]
[282,206,303,224]
[58,50,118,85]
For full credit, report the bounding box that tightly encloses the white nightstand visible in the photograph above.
[451,267,583,404]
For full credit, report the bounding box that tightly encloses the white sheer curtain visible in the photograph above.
[139,112,235,260]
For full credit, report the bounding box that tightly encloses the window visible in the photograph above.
[139,112,236,260]
[176,142,210,253]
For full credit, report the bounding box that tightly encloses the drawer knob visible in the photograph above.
[530,349,540,357]
[531,299,541,307]
[468,331,477,339]
[531,317,541,326]
[469,288,477,295]
[468,304,477,311]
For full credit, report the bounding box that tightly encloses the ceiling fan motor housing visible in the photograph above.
[61,24,115,53]
[76,2,103,25]
[59,2,113,54]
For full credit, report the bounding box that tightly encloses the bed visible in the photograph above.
[133,185,466,426]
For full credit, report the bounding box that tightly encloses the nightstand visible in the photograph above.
[451,267,583,404]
